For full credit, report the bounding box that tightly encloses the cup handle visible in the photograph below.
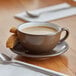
[59,27,69,43]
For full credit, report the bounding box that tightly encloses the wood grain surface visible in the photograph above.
[0,0,76,76]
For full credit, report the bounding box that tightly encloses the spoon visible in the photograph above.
[0,53,68,75]
[0,53,32,66]
[26,0,76,18]
[26,3,70,18]
[0,53,68,76]
[0,53,28,65]
[26,7,71,18]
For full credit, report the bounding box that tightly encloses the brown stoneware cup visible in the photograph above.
[17,22,69,54]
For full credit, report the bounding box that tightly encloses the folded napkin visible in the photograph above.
[15,3,76,22]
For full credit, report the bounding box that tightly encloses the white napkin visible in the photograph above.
[15,3,76,22]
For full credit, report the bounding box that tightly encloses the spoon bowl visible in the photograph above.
[26,11,40,18]
[0,53,11,61]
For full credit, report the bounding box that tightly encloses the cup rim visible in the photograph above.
[17,22,62,36]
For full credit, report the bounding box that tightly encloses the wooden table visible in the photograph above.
[0,0,76,76]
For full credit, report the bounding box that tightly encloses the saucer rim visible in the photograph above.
[10,41,69,58]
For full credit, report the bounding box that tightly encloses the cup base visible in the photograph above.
[10,41,69,58]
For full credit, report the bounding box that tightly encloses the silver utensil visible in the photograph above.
[0,53,27,65]
[0,53,12,64]
[0,53,68,76]
[0,53,29,65]
[26,7,70,18]
[26,1,76,18]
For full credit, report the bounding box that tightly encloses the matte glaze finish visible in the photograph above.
[17,22,69,54]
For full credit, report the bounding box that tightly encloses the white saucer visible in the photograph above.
[10,41,69,58]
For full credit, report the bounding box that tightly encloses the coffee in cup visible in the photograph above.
[21,26,57,35]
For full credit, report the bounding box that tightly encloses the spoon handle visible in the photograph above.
[37,3,71,14]
[12,59,68,76]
